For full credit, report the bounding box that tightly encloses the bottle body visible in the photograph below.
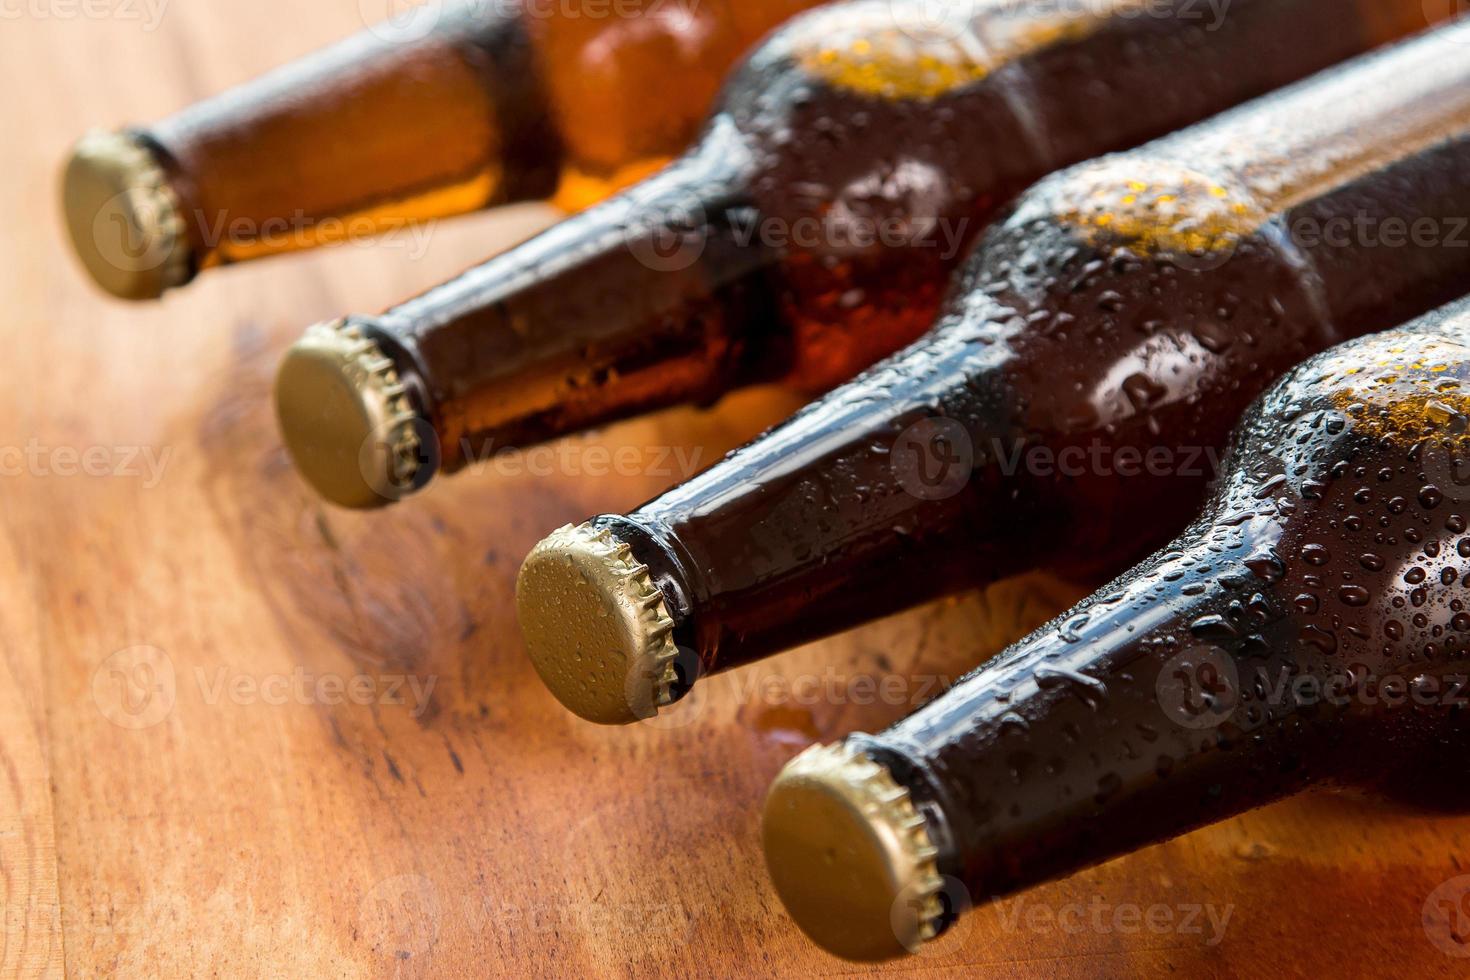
[514,22,1470,724]
[63,0,819,297]
[763,297,1470,960]
[282,0,1456,507]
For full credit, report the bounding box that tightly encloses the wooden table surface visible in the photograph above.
[4,3,1470,976]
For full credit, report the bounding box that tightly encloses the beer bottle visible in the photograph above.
[274,0,1453,508]
[762,295,1470,960]
[61,0,820,299]
[515,22,1470,724]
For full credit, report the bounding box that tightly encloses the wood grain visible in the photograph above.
[2,2,1469,976]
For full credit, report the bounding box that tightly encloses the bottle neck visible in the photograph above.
[858,516,1340,907]
[442,1,565,207]
[151,2,562,269]
[612,296,1110,677]
[376,116,785,474]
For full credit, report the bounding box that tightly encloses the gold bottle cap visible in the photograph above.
[274,319,427,510]
[61,129,192,300]
[763,742,945,961]
[516,522,679,725]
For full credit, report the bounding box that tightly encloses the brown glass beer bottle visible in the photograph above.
[61,0,820,299]
[762,295,1470,960]
[515,22,1470,724]
[274,0,1453,508]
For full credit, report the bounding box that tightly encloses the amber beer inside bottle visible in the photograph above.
[274,0,1455,510]
[762,297,1470,961]
[514,22,1470,724]
[61,0,820,299]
